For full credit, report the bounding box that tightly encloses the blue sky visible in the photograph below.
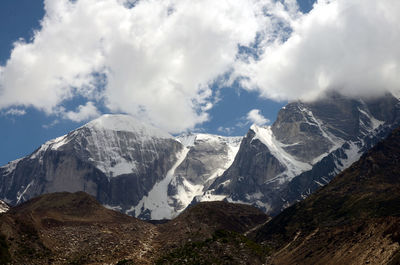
[1,0,399,166]
[0,0,313,165]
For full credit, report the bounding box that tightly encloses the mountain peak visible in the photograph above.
[85,114,173,139]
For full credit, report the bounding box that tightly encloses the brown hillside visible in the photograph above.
[0,191,155,265]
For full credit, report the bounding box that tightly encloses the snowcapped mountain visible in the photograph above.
[0,93,399,220]
[0,114,182,212]
[198,93,400,214]
[0,115,241,219]
[130,133,241,219]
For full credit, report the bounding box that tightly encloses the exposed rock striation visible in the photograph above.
[201,93,400,214]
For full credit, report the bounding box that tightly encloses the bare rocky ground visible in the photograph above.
[0,193,269,264]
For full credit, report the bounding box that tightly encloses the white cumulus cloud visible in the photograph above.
[235,0,400,101]
[247,109,270,126]
[0,0,275,132]
[63,101,101,122]
[1,0,398,133]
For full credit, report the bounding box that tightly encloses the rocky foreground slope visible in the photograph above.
[0,192,268,264]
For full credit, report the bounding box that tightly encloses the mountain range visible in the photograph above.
[1,92,400,220]
[1,123,400,264]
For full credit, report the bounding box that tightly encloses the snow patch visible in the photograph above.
[80,115,177,178]
[176,133,242,149]
[130,147,190,220]
[197,191,227,202]
[358,107,384,130]
[298,105,345,157]
[16,180,34,204]
[170,133,241,209]
[176,133,197,147]
[245,192,264,201]
[86,114,172,139]
[251,125,312,182]
[103,204,122,211]
[29,135,69,160]
[1,158,23,174]
[0,200,9,213]
[336,141,362,171]
[172,178,204,209]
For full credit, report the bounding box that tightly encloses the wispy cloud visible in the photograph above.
[217,126,235,135]
[62,101,100,122]
[246,109,270,126]
[42,119,60,129]
[3,108,26,116]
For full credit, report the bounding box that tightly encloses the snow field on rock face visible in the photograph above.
[0,158,23,174]
[16,180,34,204]
[128,133,242,220]
[333,141,362,173]
[29,135,69,161]
[28,114,177,178]
[171,177,204,210]
[86,114,173,139]
[130,147,190,220]
[357,107,384,131]
[14,114,243,220]
[84,126,142,177]
[176,133,242,148]
[251,124,312,182]
[82,114,176,177]
[171,134,242,207]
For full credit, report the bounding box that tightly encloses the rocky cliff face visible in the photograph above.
[131,133,241,219]
[1,94,399,220]
[0,115,182,214]
[0,116,241,220]
[200,93,400,214]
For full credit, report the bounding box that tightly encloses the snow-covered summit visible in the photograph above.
[25,114,179,179]
[30,114,173,159]
[85,114,173,139]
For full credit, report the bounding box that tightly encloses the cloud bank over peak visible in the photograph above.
[235,0,400,101]
[0,0,399,133]
[0,0,272,133]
